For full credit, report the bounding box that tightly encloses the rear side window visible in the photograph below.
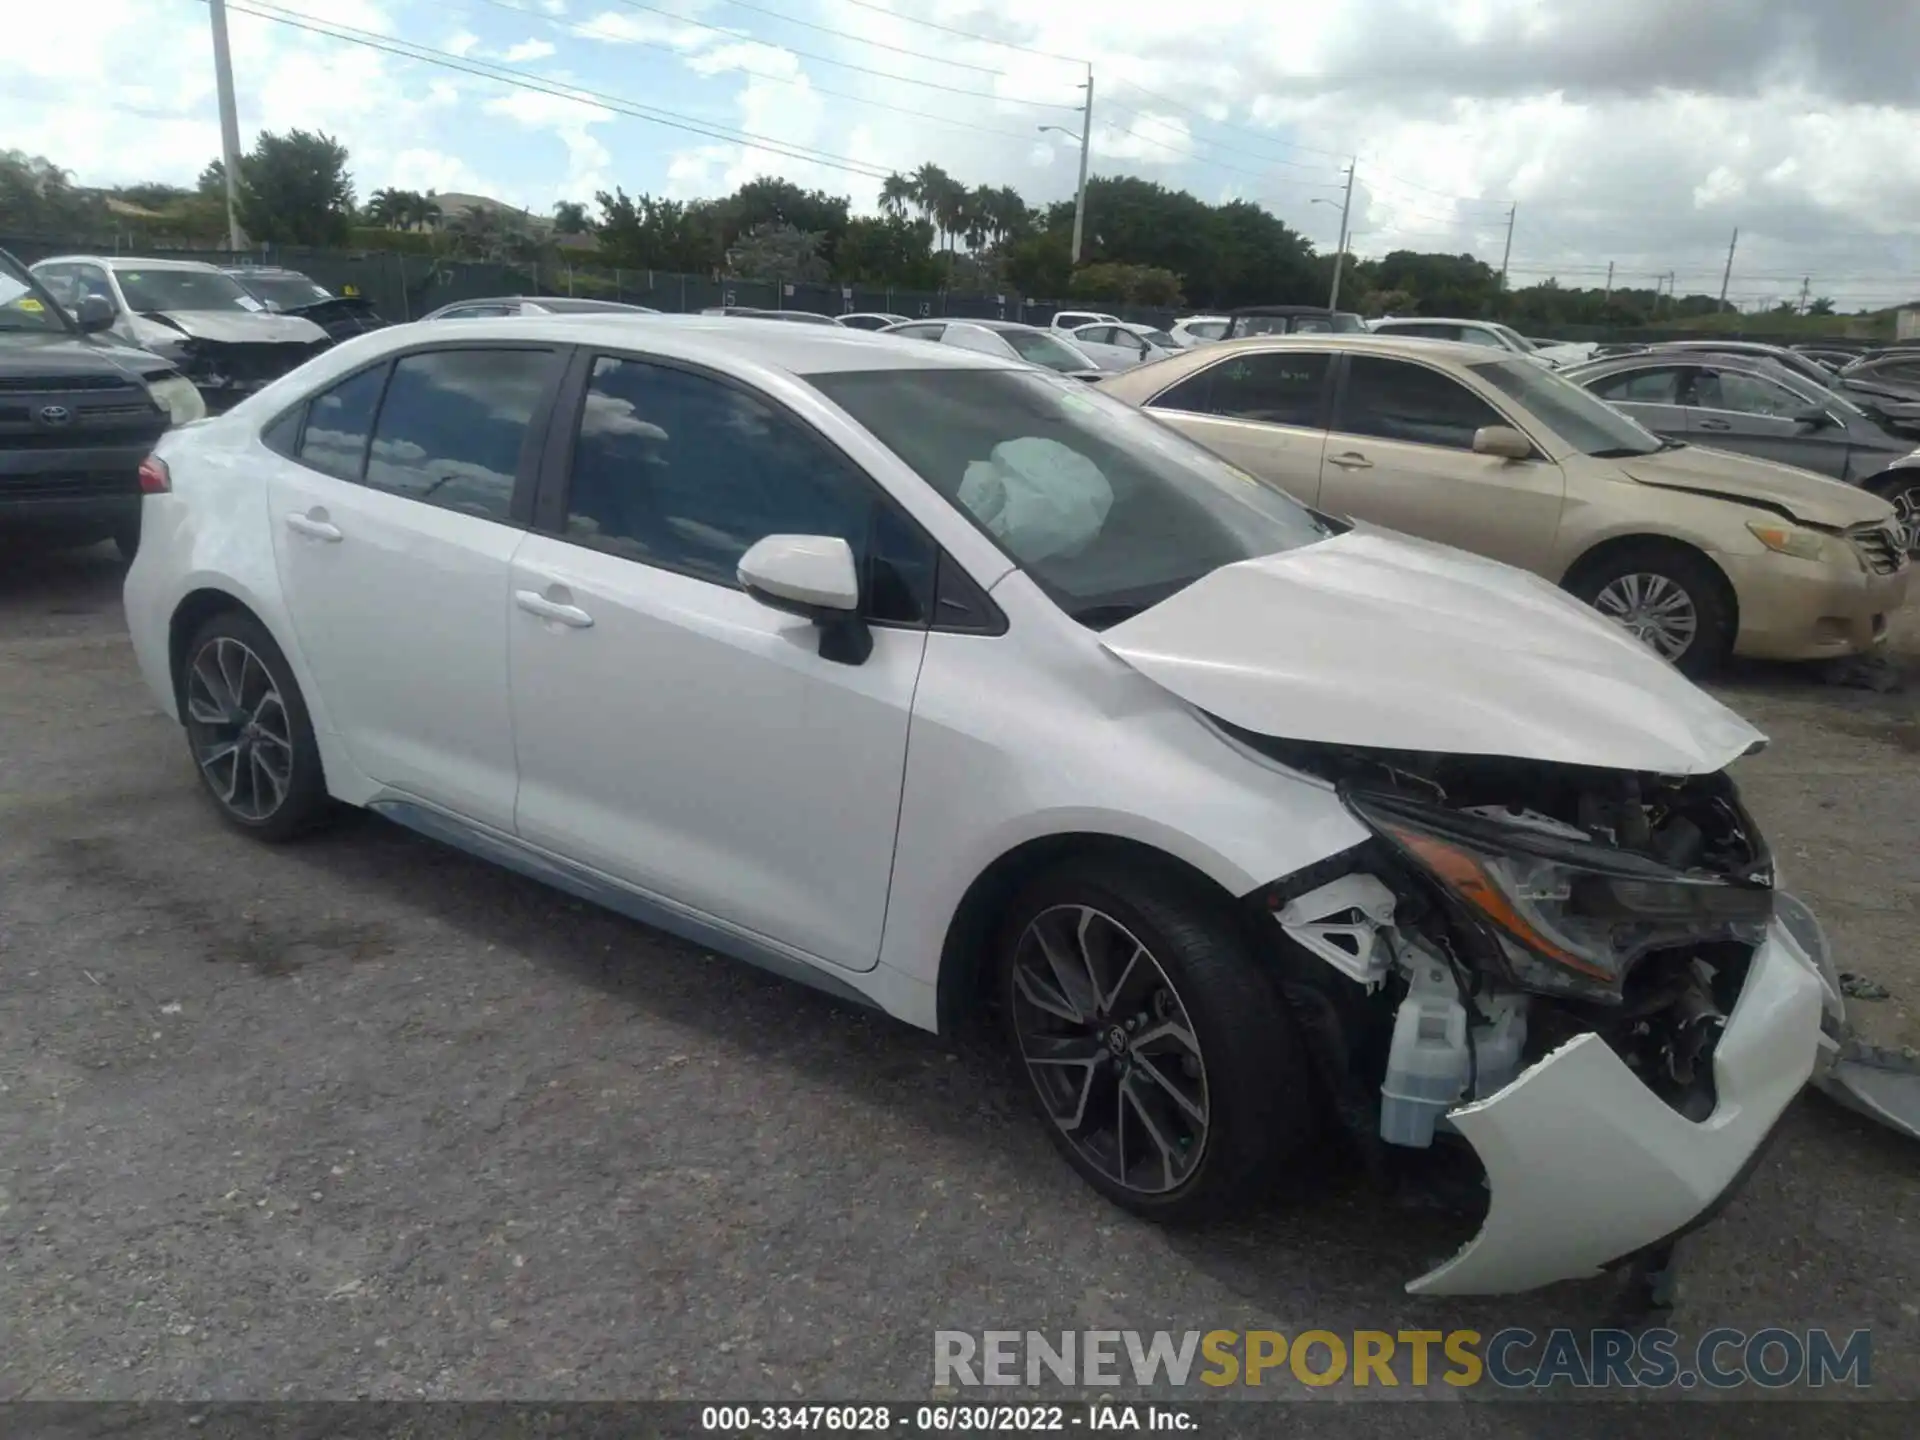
[561,355,933,623]
[1148,352,1330,428]
[363,349,556,522]
[295,363,388,480]
[1589,367,1685,405]
[1335,356,1504,450]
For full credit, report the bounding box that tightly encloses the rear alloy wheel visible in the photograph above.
[179,612,328,839]
[999,861,1318,1220]
[1568,543,1733,678]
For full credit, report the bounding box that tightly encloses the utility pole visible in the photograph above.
[1797,275,1810,315]
[1069,65,1093,265]
[1327,160,1355,311]
[208,0,247,252]
[1603,260,1614,300]
[1718,227,1739,310]
[1497,203,1516,290]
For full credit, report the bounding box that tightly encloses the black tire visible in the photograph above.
[997,858,1319,1222]
[1565,541,1734,678]
[178,610,330,841]
[1868,472,1920,560]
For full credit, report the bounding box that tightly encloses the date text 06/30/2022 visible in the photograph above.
[701,1405,1195,1432]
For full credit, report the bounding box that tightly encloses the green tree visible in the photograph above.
[1808,296,1836,316]
[552,199,592,234]
[228,129,356,245]
[593,188,723,272]
[0,150,103,234]
[362,187,411,228]
[725,222,829,282]
[833,214,939,287]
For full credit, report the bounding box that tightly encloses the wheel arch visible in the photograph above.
[934,831,1243,1037]
[1559,532,1741,634]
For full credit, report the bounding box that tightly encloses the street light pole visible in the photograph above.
[208,0,247,252]
[1071,66,1093,265]
[1327,160,1355,310]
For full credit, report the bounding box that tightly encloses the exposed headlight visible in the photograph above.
[1746,520,1828,562]
[146,373,207,427]
[1348,791,1773,1003]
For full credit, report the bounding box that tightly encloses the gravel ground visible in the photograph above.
[3,543,1917,1417]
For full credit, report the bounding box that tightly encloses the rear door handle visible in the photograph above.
[285,512,342,542]
[1696,418,1732,431]
[514,589,594,629]
[1326,451,1374,469]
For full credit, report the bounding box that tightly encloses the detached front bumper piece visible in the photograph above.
[1407,920,1825,1296]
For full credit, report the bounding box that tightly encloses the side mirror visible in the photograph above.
[1472,424,1533,460]
[75,294,116,333]
[737,534,871,665]
[1792,404,1834,429]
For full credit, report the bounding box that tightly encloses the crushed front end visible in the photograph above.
[1238,731,1830,1296]
[169,337,331,414]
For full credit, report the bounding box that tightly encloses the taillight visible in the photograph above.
[138,455,171,494]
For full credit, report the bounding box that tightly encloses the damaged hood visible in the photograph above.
[131,310,329,346]
[1617,445,1895,528]
[1100,528,1765,774]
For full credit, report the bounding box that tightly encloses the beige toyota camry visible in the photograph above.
[1098,334,1909,674]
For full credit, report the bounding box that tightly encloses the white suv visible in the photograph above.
[124,315,1830,1295]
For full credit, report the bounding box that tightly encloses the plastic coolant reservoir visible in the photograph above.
[1379,959,1470,1148]
[1468,994,1529,1100]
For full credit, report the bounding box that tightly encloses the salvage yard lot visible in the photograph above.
[3,543,1918,1406]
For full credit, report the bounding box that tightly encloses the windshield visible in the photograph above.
[1489,323,1536,353]
[113,266,260,313]
[230,271,332,309]
[0,254,67,332]
[1470,358,1666,457]
[1002,329,1092,372]
[807,367,1331,625]
[1138,328,1179,349]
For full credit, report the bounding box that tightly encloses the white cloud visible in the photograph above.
[445,30,480,59]
[502,39,558,64]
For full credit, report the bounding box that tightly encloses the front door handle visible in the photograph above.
[1696,418,1732,431]
[514,589,594,629]
[285,511,342,542]
[1326,451,1374,469]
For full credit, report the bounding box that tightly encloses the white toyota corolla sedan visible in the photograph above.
[125,315,1840,1295]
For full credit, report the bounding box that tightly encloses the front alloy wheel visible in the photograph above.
[1010,904,1210,1195]
[1591,571,1699,663]
[185,635,295,822]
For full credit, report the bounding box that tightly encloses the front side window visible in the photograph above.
[112,266,259,313]
[1694,368,1806,418]
[1589,367,1686,406]
[364,349,556,522]
[1335,356,1504,450]
[296,364,389,481]
[562,356,932,622]
[1469,358,1664,457]
[808,367,1331,626]
[0,254,67,332]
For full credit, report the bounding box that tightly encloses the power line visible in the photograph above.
[620,0,1002,77]
[207,0,898,179]
[1099,101,1348,179]
[593,0,1080,106]
[820,0,1089,65]
[464,0,1054,144]
[1106,75,1354,162]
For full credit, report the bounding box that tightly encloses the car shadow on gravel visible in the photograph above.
[0,540,124,609]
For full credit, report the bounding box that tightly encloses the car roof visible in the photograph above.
[1229,304,1355,317]
[1167,333,1514,364]
[945,318,1050,333]
[1373,316,1501,327]
[36,254,222,273]
[222,265,312,277]
[356,313,1026,376]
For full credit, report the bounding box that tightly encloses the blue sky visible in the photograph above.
[12,1,1920,309]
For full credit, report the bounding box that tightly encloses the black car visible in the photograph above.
[1,246,182,558]
[223,265,388,341]
[1222,304,1367,338]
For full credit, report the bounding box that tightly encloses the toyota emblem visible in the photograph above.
[36,404,73,427]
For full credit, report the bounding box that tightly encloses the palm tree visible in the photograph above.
[408,191,443,232]
[909,162,955,250]
[552,199,590,234]
[878,173,914,219]
[363,187,408,228]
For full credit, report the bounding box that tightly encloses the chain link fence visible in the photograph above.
[1,235,1182,329]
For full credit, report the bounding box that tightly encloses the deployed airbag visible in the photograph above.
[956,437,1112,562]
